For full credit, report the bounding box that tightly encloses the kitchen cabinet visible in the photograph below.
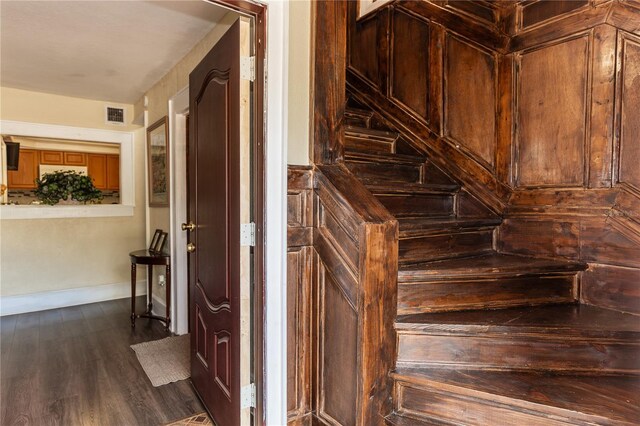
[88,154,107,189]
[40,150,64,165]
[64,152,87,166]
[106,154,120,190]
[7,149,39,189]
[87,154,119,190]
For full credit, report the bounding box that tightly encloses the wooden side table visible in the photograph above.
[129,249,171,330]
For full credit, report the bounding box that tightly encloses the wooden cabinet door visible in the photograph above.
[64,152,87,166]
[106,155,120,190]
[40,150,63,165]
[87,154,107,189]
[8,149,39,189]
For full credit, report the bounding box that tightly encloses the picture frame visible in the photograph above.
[147,116,169,206]
[149,229,163,252]
[155,232,168,254]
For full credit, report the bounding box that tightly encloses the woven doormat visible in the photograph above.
[130,334,190,387]
[165,412,212,426]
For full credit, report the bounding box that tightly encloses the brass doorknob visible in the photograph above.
[187,243,196,253]
[182,222,196,231]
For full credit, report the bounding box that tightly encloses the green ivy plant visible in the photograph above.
[35,170,103,205]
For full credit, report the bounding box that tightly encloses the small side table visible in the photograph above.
[129,249,171,330]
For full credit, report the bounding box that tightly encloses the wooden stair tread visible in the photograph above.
[366,182,459,195]
[345,124,398,140]
[395,304,640,337]
[392,367,640,424]
[399,253,587,281]
[345,148,426,165]
[344,106,374,118]
[398,217,502,237]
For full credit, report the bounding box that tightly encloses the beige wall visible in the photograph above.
[287,0,312,166]
[0,87,138,132]
[0,89,146,297]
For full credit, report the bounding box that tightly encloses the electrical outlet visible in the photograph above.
[158,275,165,287]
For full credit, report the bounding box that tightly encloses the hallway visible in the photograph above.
[1,297,203,425]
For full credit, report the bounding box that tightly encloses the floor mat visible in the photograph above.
[130,334,190,387]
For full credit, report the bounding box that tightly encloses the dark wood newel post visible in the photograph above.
[313,0,347,164]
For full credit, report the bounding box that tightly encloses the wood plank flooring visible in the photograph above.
[1,297,204,426]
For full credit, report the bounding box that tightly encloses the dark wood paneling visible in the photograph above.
[444,34,497,168]
[520,0,589,30]
[617,33,640,190]
[582,264,640,315]
[313,164,398,425]
[498,219,580,260]
[288,166,313,249]
[396,2,509,53]
[350,12,380,89]
[287,166,314,424]
[317,264,358,426]
[313,0,347,164]
[516,34,590,187]
[287,247,312,421]
[391,9,430,123]
[446,1,497,26]
[589,25,616,188]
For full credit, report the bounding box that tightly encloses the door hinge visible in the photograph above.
[240,222,256,247]
[240,56,256,82]
[241,383,256,408]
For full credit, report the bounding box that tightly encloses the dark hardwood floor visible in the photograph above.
[1,297,204,426]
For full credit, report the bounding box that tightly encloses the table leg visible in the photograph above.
[147,265,153,314]
[130,262,136,327]
[165,264,171,331]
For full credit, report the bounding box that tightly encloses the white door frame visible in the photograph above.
[168,1,289,423]
[168,86,189,335]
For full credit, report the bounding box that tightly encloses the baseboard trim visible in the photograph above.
[0,280,147,316]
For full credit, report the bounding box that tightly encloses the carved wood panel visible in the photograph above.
[287,166,313,425]
[516,33,590,187]
[350,12,380,89]
[287,248,312,420]
[519,0,589,31]
[444,33,497,168]
[316,262,358,426]
[391,9,430,123]
[616,32,640,191]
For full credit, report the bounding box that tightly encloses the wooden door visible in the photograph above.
[188,20,250,426]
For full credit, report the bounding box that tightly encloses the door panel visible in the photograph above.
[188,20,241,426]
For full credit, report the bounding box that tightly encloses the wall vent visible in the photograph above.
[105,106,125,125]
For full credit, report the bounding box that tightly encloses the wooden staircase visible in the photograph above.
[342,104,640,425]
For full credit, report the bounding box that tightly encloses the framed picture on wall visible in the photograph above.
[147,116,169,206]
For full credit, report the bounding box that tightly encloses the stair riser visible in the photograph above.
[346,162,423,184]
[346,135,396,154]
[344,111,373,128]
[344,115,371,128]
[399,229,495,264]
[376,194,454,218]
[397,334,640,374]
[394,381,609,426]
[397,275,575,314]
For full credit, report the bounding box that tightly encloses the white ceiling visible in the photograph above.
[0,1,228,104]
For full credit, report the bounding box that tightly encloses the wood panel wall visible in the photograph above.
[347,0,640,315]
[287,164,399,425]
[287,166,313,426]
